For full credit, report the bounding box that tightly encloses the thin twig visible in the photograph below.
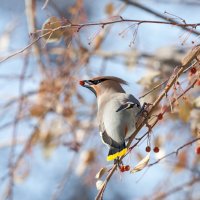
[121,0,200,35]
[149,137,200,167]
[1,18,200,64]
[42,0,50,9]
[139,79,169,99]
[154,177,200,200]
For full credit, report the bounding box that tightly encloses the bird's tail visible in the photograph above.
[107,145,127,161]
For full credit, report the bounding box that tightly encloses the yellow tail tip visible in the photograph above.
[106,148,127,161]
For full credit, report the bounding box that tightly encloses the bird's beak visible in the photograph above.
[79,80,97,97]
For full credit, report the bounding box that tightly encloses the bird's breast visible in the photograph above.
[101,100,138,142]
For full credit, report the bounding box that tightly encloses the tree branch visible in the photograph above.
[1,18,200,64]
[148,137,200,167]
[121,0,200,35]
[154,177,200,199]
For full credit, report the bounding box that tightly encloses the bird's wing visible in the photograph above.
[126,94,141,107]
[115,94,141,112]
[99,124,121,149]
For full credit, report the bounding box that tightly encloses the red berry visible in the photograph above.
[79,80,85,86]
[196,80,200,86]
[153,147,160,153]
[190,67,197,75]
[119,165,125,172]
[157,113,163,120]
[124,165,130,171]
[145,146,151,152]
[161,105,169,113]
[195,146,200,155]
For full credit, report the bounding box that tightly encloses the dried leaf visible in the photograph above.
[105,3,114,15]
[173,150,187,172]
[181,46,200,66]
[81,149,96,164]
[42,16,63,43]
[30,104,48,117]
[93,31,105,50]
[96,180,104,191]
[178,101,192,122]
[135,151,144,161]
[62,107,74,117]
[193,96,200,108]
[190,109,200,135]
[154,135,163,147]
[76,150,96,176]
[130,153,150,173]
[43,144,56,159]
[95,167,108,179]
[137,70,160,89]
[63,24,76,47]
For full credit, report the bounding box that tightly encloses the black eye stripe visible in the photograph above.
[88,79,107,85]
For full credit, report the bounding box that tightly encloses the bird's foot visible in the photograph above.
[136,102,152,118]
[136,102,152,129]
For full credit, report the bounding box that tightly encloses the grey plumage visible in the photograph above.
[80,76,141,161]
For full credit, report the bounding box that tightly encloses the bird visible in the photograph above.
[79,76,141,161]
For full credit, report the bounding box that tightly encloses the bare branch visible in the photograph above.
[154,177,200,200]
[149,137,200,167]
[1,18,200,64]
[121,0,200,35]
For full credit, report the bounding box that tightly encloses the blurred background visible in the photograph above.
[0,0,200,199]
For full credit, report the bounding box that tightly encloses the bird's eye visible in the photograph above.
[90,80,101,85]
[95,80,101,84]
[88,80,95,85]
[88,79,107,85]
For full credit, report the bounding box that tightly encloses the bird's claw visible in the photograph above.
[136,102,152,118]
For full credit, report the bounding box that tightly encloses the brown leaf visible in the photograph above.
[173,150,187,172]
[130,153,150,173]
[30,104,48,117]
[190,109,200,135]
[62,107,74,117]
[76,150,96,176]
[105,3,114,15]
[181,46,200,66]
[42,144,56,159]
[42,16,63,43]
[154,135,163,147]
[95,167,108,179]
[81,149,96,165]
[137,70,160,88]
[178,101,192,122]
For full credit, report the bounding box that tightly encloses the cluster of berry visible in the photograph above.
[145,146,159,153]
[119,165,130,172]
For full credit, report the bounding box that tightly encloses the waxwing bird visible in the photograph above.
[79,76,141,161]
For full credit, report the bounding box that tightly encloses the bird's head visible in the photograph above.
[79,76,127,97]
